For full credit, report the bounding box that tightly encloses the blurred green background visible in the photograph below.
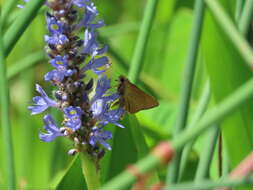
[1,0,253,189]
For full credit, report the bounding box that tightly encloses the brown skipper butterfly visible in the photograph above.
[117,75,159,113]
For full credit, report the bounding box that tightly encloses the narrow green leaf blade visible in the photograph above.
[53,155,87,190]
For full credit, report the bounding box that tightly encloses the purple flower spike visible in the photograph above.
[29,0,124,154]
[39,114,64,142]
[28,84,58,114]
[89,127,112,150]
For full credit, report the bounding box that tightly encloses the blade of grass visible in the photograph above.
[6,6,47,27]
[194,125,220,181]
[3,0,45,57]
[101,76,253,190]
[235,0,244,21]
[222,144,230,177]
[7,51,45,79]
[121,115,160,183]
[167,175,253,190]
[238,0,253,36]
[179,82,211,180]
[128,0,158,83]
[52,155,87,190]
[0,12,16,190]
[1,0,17,28]
[124,115,149,158]
[166,0,205,183]
[205,0,253,67]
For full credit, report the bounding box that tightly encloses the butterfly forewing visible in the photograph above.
[119,76,159,113]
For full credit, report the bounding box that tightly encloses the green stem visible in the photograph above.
[205,0,253,67]
[238,0,253,36]
[194,125,219,181]
[81,152,100,190]
[171,77,253,149]
[0,12,16,190]
[101,76,253,190]
[128,0,158,83]
[235,0,244,22]
[166,0,205,183]
[1,0,17,28]
[222,145,230,177]
[3,0,45,58]
[166,175,253,190]
[178,82,211,180]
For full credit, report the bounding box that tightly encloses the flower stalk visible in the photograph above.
[81,152,100,190]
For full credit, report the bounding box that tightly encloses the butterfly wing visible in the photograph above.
[124,81,159,113]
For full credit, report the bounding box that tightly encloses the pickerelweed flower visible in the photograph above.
[28,0,125,160]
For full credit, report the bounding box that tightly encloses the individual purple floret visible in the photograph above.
[44,69,75,82]
[99,108,125,128]
[73,0,96,13]
[64,106,83,118]
[82,29,106,57]
[28,84,58,114]
[77,5,104,29]
[44,34,69,46]
[63,106,83,130]
[45,55,75,82]
[46,13,65,34]
[39,114,64,142]
[49,55,69,68]
[91,76,111,101]
[82,57,109,75]
[89,127,113,150]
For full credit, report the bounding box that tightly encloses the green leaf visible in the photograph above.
[160,9,193,96]
[202,0,253,184]
[100,122,138,189]
[52,155,87,190]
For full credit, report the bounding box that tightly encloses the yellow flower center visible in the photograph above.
[51,24,59,31]
[70,110,77,115]
[56,61,63,65]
